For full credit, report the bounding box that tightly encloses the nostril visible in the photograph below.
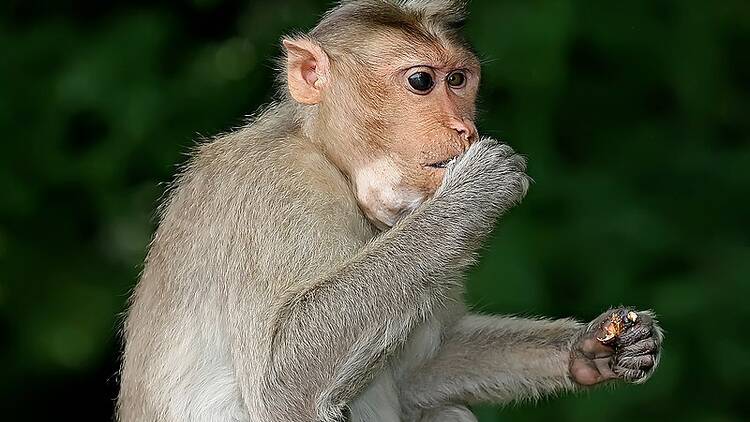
[463,124,478,143]
[448,119,476,139]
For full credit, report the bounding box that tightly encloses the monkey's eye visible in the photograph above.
[407,71,435,93]
[446,71,466,88]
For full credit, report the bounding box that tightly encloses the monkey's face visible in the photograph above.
[283,31,480,230]
[346,39,481,229]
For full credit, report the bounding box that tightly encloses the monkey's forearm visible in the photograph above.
[403,314,582,408]
[266,198,486,419]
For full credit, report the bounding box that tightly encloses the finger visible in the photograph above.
[614,366,648,383]
[619,338,658,357]
[618,322,652,345]
[494,141,514,156]
[615,354,654,370]
[635,311,654,326]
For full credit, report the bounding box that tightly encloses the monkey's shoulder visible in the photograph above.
[186,126,348,201]
[158,126,372,269]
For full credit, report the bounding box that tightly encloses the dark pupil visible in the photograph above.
[448,72,465,86]
[408,72,433,92]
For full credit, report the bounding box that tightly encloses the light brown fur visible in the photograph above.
[117,1,663,421]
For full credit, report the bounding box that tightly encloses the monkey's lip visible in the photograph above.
[424,155,459,169]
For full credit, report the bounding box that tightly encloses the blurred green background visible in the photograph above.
[1,0,748,420]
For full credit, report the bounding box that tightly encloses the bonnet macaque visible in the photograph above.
[118,1,663,421]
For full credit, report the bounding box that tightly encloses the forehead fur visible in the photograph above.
[311,0,470,50]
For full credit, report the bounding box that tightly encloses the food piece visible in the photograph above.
[627,311,639,323]
[596,309,639,344]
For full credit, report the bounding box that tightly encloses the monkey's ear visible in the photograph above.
[282,37,330,105]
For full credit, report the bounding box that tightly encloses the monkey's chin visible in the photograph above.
[352,159,428,230]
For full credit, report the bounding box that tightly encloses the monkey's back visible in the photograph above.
[117,105,377,421]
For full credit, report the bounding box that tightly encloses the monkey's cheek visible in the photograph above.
[352,163,427,229]
[357,188,426,230]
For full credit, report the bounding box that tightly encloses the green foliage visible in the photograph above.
[1,0,748,420]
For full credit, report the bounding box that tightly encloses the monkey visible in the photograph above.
[117,1,664,421]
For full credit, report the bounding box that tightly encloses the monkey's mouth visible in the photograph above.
[425,155,459,169]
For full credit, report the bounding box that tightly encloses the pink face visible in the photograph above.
[284,32,481,229]
[346,36,481,228]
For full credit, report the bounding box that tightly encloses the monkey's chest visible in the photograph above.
[348,318,445,422]
[395,316,446,376]
[396,288,466,376]
[349,298,466,421]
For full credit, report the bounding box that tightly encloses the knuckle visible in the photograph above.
[484,142,517,163]
[478,136,499,146]
[509,153,527,172]
[637,312,654,326]
[471,137,502,157]
[496,143,515,157]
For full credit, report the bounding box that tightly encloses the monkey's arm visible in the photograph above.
[259,140,528,421]
[402,314,582,407]
[403,309,662,409]
[264,201,482,420]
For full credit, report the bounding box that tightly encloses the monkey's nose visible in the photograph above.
[448,118,478,147]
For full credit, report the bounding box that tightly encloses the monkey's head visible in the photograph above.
[283,0,480,229]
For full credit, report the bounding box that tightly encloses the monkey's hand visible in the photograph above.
[437,137,529,225]
[569,307,663,386]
